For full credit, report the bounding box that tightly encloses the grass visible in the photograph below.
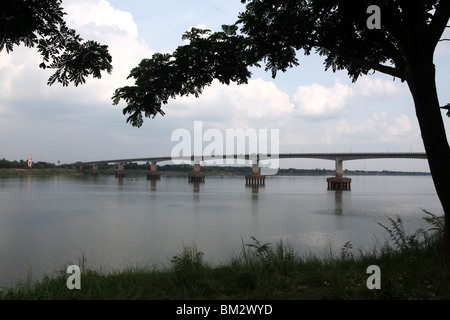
[0,211,447,300]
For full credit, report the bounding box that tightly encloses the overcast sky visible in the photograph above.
[1,0,449,171]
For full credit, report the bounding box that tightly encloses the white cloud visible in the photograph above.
[0,0,154,115]
[387,114,412,135]
[63,0,138,39]
[166,78,294,126]
[292,77,406,118]
[336,112,414,144]
[293,81,352,117]
[0,52,24,100]
[353,76,404,97]
[0,51,12,69]
[62,0,154,98]
[232,78,294,119]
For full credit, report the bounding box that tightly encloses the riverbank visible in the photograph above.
[0,167,430,177]
[0,168,83,177]
[1,212,446,300]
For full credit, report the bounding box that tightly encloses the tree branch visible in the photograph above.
[332,50,404,79]
[427,0,450,49]
[304,39,405,80]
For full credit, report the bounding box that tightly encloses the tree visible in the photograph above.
[112,0,450,293]
[1,0,112,86]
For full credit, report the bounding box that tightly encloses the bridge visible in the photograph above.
[67,152,428,190]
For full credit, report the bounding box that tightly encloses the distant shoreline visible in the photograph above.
[0,166,431,177]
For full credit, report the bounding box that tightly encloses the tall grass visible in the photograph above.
[1,211,446,300]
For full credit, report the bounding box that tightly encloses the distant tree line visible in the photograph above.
[1,159,430,175]
[122,163,251,174]
[115,163,430,176]
[0,158,56,169]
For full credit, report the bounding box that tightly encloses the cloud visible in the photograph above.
[0,0,157,162]
[232,78,294,118]
[63,0,138,39]
[387,114,412,136]
[0,52,24,102]
[293,81,352,117]
[336,112,415,144]
[354,76,405,97]
[62,0,154,95]
[291,77,406,119]
[166,78,294,127]
[0,0,154,116]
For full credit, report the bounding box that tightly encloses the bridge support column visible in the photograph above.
[91,164,99,176]
[327,159,351,190]
[115,163,126,178]
[147,161,161,180]
[245,160,266,186]
[188,161,205,182]
[336,159,343,178]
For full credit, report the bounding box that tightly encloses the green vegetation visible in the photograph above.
[2,0,112,87]
[0,158,57,169]
[0,168,82,177]
[1,211,445,300]
[0,159,431,177]
[0,159,80,177]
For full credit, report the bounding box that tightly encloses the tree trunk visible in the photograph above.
[406,56,450,297]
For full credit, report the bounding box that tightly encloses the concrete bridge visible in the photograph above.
[68,152,428,190]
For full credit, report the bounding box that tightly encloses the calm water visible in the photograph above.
[0,174,444,288]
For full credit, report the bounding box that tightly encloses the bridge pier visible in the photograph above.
[147,161,161,180]
[245,161,265,186]
[327,177,351,190]
[115,163,126,178]
[327,159,351,190]
[188,162,205,182]
[91,164,99,176]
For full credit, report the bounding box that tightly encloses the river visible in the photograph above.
[0,174,443,289]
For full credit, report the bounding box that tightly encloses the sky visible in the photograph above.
[1,0,449,172]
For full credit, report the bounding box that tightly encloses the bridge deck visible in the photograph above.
[66,152,427,166]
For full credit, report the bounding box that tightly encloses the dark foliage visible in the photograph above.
[0,0,112,86]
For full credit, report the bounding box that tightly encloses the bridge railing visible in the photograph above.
[63,152,427,166]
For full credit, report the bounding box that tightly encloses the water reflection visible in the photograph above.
[246,183,264,193]
[251,186,259,216]
[150,179,157,191]
[191,181,201,193]
[117,177,124,191]
[334,190,343,215]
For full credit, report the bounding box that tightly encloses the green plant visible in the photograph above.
[378,210,444,253]
[245,236,273,266]
[421,209,445,240]
[340,241,355,261]
[170,244,205,277]
[378,217,422,252]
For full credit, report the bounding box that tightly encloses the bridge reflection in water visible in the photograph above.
[65,152,428,191]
